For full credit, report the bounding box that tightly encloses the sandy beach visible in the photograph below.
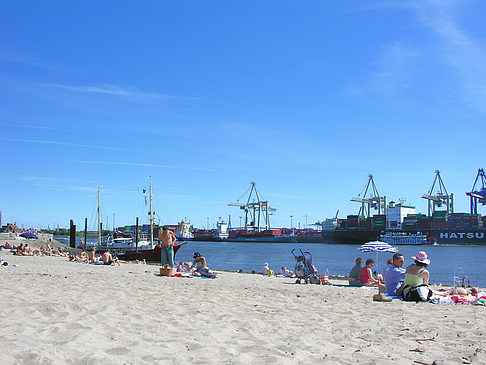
[1,244,485,365]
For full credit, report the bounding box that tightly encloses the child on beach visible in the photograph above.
[360,259,380,286]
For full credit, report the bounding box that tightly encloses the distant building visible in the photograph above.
[386,201,416,230]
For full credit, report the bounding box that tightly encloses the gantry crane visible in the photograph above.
[466,168,486,214]
[421,170,453,216]
[228,182,276,231]
[351,174,386,218]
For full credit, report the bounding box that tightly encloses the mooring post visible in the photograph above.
[135,217,139,252]
[84,218,88,251]
[69,220,76,248]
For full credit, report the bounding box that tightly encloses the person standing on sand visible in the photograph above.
[159,225,176,268]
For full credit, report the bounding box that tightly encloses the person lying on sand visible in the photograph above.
[56,248,68,257]
[176,261,191,272]
[433,287,479,296]
[281,266,294,277]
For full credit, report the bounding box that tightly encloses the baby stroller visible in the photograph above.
[291,248,319,284]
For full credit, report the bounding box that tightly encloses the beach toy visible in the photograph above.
[320,269,330,284]
[267,270,274,277]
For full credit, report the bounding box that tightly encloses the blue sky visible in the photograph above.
[1,0,486,230]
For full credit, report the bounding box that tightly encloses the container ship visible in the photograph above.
[319,170,486,245]
[321,209,486,245]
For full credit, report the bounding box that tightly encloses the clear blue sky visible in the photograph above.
[1,0,485,230]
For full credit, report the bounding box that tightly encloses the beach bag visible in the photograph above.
[159,265,173,277]
[402,284,433,302]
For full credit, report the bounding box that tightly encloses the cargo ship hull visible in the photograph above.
[425,229,486,245]
[193,235,298,243]
[322,229,486,245]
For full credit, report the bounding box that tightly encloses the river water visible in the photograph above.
[58,237,486,287]
[174,241,486,288]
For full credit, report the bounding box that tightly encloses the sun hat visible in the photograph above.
[412,251,430,265]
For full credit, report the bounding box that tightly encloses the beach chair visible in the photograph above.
[453,267,471,288]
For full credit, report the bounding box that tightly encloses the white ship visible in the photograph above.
[380,231,433,245]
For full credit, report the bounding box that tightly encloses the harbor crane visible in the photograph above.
[228,182,276,232]
[422,170,453,216]
[351,174,386,218]
[466,168,486,214]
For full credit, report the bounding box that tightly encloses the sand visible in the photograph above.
[1,245,485,365]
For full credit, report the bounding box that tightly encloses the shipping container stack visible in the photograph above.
[346,215,364,231]
[372,214,386,230]
[403,216,418,231]
[417,216,431,230]
[431,211,448,230]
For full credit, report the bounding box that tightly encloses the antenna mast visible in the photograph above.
[97,185,101,245]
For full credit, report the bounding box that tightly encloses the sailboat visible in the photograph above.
[112,177,188,262]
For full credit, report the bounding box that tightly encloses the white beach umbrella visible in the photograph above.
[358,240,398,273]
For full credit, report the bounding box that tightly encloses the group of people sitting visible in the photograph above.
[176,252,215,277]
[348,251,434,301]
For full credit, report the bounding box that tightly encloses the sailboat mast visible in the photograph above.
[149,176,154,249]
[97,185,101,245]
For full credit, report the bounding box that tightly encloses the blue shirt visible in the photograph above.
[382,265,406,296]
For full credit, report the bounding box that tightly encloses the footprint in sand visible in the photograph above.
[105,347,130,355]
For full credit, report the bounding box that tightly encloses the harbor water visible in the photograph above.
[174,241,486,288]
[58,237,486,287]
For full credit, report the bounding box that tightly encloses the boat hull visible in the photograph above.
[193,235,298,243]
[114,243,186,262]
[426,230,486,245]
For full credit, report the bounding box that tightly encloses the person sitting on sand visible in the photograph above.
[189,252,208,276]
[87,247,98,263]
[349,257,363,286]
[46,238,53,251]
[22,244,33,256]
[102,250,120,266]
[281,266,294,277]
[382,253,406,296]
[360,259,380,286]
[261,263,270,276]
[403,251,430,289]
